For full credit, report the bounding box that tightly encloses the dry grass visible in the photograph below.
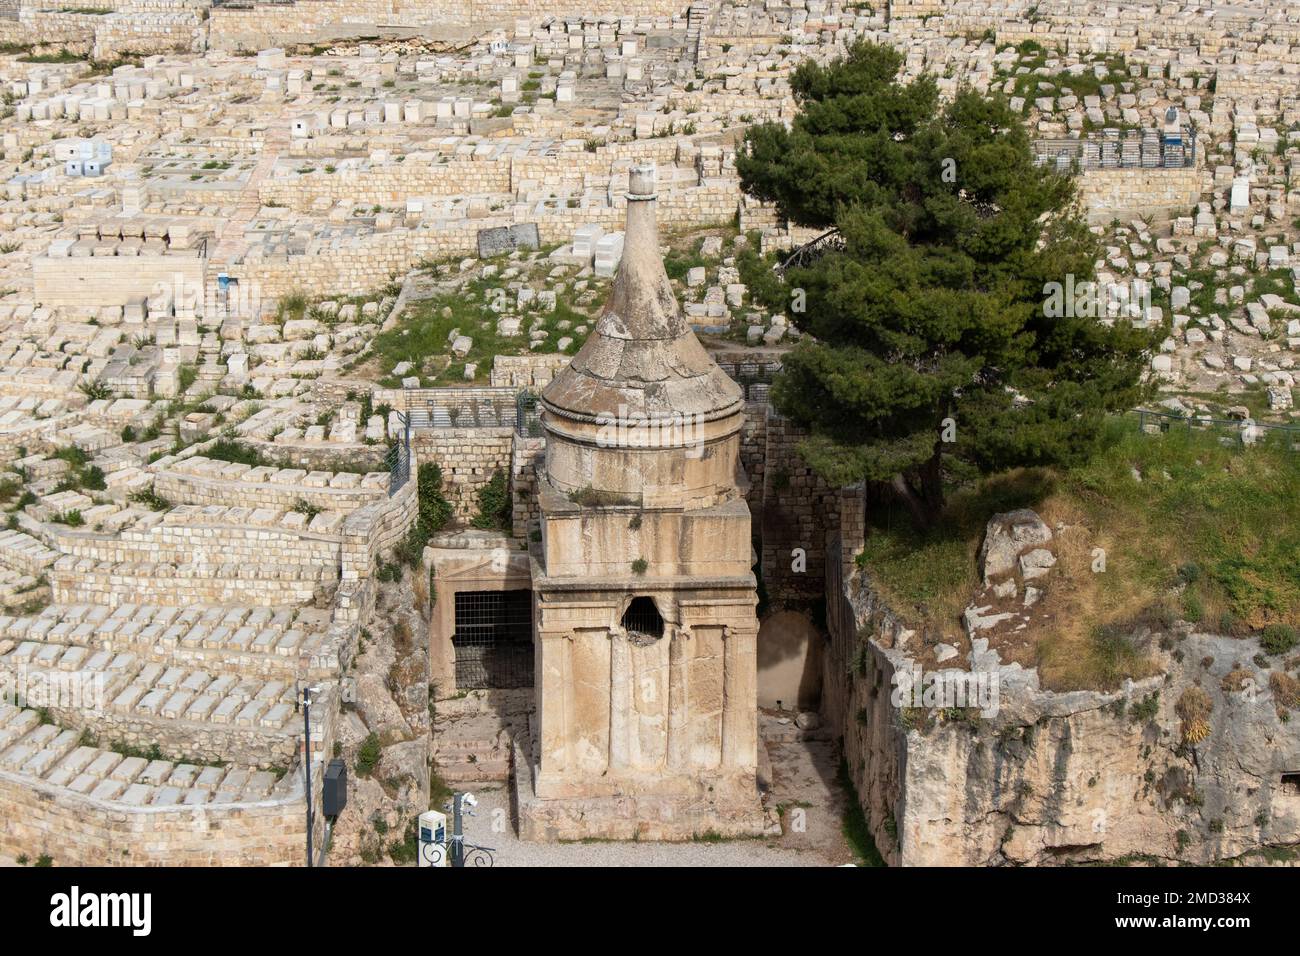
[1271,672,1300,711]
[857,418,1300,691]
[1176,686,1213,745]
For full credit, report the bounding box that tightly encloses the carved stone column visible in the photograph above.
[608,628,630,771]
[666,626,688,770]
[720,626,757,770]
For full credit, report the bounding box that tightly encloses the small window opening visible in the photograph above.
[621,596,664,645]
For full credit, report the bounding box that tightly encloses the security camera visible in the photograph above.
[461,793,478,808]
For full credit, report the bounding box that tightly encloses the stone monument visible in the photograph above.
[518,163,764,840]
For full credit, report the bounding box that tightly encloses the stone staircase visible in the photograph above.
[432,689,532,784]
[687,2,711,65]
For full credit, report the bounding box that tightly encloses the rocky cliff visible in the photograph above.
[824,511,1300,866]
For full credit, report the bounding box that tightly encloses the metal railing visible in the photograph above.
[1136,408,1300,450]
[1033,127,1196,172]
[398,363,784,437]
[385,411,411,495]
[402,387,520,431]
[516,390,543,438]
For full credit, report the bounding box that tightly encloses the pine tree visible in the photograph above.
[737,40,1156,524]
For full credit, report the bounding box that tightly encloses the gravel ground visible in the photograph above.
[450,737,853,868]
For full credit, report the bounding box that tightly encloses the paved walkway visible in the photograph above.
[448,734,855,867]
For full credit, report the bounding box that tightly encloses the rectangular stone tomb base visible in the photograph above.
[512,733,767,842]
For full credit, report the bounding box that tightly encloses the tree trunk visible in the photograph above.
[918,445,945,516]
[890,474,931,529]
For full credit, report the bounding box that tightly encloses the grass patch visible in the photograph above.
[856,417,1300,689]
[836,758,885,866]
[470,470,510,531]
[355,732,381,777]
[367,271,596,385]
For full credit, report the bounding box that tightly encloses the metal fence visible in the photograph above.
[1033,127,1196,172]
[452,589,534,689]
[402,387,520,431]
[717,360,783,403]
[385,411,411,495]
[1136,408,1300,450]
[515,391,543,438]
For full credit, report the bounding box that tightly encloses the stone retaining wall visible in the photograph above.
[0,767,310,866]
[152,469,386,512]
[754,409,841,605]
[1077,165,1203,223]
[208,0,691,50]
[49,523,343,571]
[412,427,514,524]
[50,557,329,607]
[227,184,738,297]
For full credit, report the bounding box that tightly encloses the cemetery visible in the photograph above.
[0,0,1297,868]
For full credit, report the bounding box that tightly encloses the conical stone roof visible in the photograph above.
[540,164,744,425]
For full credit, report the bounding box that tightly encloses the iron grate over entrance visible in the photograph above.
[621,596,664,645]
[452,590,534,689]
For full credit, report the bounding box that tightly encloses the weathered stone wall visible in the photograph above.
[822,493,1300,865]
[0,767,312,866]
[338,454,419,625]
[1077,165,1203,223]
[49,554,330,607]
[229,185,738,297]
[756,409,841,605]
[90,10,202,60]
[258,157,513,211]
[510,434,544,538]
[152,469,386,512]
[34,703,299,768]
[412,427,514,524]
[490,353,569,389]
[49,523,343,572]
[34,253,206,310]
[208,0,691,50]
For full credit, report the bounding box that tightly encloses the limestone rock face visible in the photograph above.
[830,565,1300,867]
[897,632,1299,866]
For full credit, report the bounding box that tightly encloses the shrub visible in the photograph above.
[1271,672,1300,710]
[1176,686,1212,745]
[355,733,381,776]
[1260,624,1298,656]
[1129,691,1160,724]
[393,462,455,568]
[631,557,648,575]
[128,488,170,511]
[471,470,510,531]
[79,465,106,491]
[53,509,84,527]
[417,462,453,533]
[204,438,267,467]
[78,380,113,400]
[291,498,321,522]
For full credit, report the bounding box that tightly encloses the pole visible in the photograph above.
[303,688,314,868]
[450,793,464,868]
